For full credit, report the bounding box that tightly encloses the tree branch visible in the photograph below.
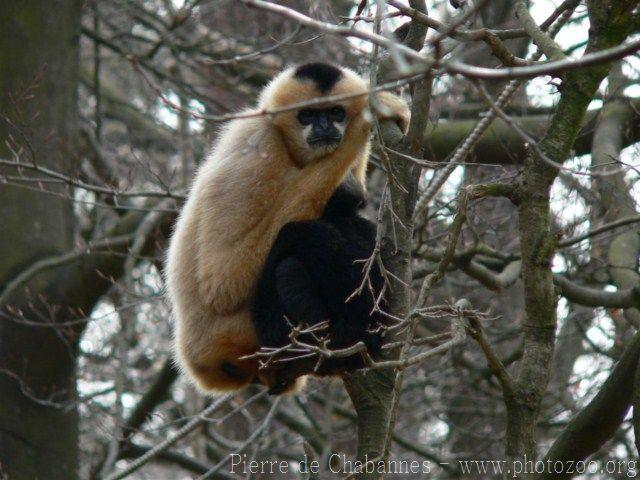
[541,331,640,479]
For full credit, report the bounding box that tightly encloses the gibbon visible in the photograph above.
[165,62,409,393]
[251,173,385,394]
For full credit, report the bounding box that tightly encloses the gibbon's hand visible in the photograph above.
[372,91,411,134]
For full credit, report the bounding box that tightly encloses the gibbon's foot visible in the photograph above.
[263,336,383,391]
[364,328,384,358]
[250,369,296,395]
[268,378,296,396]
[257,364,309,395]
[220,361,248,382]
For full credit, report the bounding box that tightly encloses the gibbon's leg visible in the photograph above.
[271,221,382,349]
[275,257,329,330]
[268,221,383,377]
[258,257,330,395]
[252,256,329,349]
[262,250,359,395]
[271,254,383,384]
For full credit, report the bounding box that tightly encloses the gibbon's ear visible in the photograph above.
[373,91,411,134]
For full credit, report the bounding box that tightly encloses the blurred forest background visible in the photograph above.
[1,0,640,479]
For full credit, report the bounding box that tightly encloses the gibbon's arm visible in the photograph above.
[192,111,373,316]
[193,71,409,316]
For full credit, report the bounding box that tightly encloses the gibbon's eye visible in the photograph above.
[297,109,315,125]
[328,106,346,122]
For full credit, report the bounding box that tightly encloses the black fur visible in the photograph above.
[220,361,247,382]
[251,179,385,391]
[294,62,342,93]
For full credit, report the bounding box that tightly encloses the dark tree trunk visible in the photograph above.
[0,2,82,479]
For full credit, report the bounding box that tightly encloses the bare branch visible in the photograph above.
[102,393,238,480]
[446,38,640,79]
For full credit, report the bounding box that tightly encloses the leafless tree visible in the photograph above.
[1,1,640,479]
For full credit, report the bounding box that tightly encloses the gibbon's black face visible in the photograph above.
[296,106,346,150]
[270,62,368,165]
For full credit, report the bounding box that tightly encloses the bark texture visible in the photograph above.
[505,0,639,468]
[0,2,82,479]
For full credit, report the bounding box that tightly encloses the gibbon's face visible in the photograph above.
[266,62,368,166]
[296,105,346,155]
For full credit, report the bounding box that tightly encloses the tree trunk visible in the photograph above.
[0,2,82,479]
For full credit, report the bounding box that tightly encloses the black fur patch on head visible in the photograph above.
[294,62,342,93]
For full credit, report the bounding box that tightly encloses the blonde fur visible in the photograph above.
[165,64,409,393]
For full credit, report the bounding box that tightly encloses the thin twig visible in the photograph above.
[102,392,241,480]
[195,397,282,480]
